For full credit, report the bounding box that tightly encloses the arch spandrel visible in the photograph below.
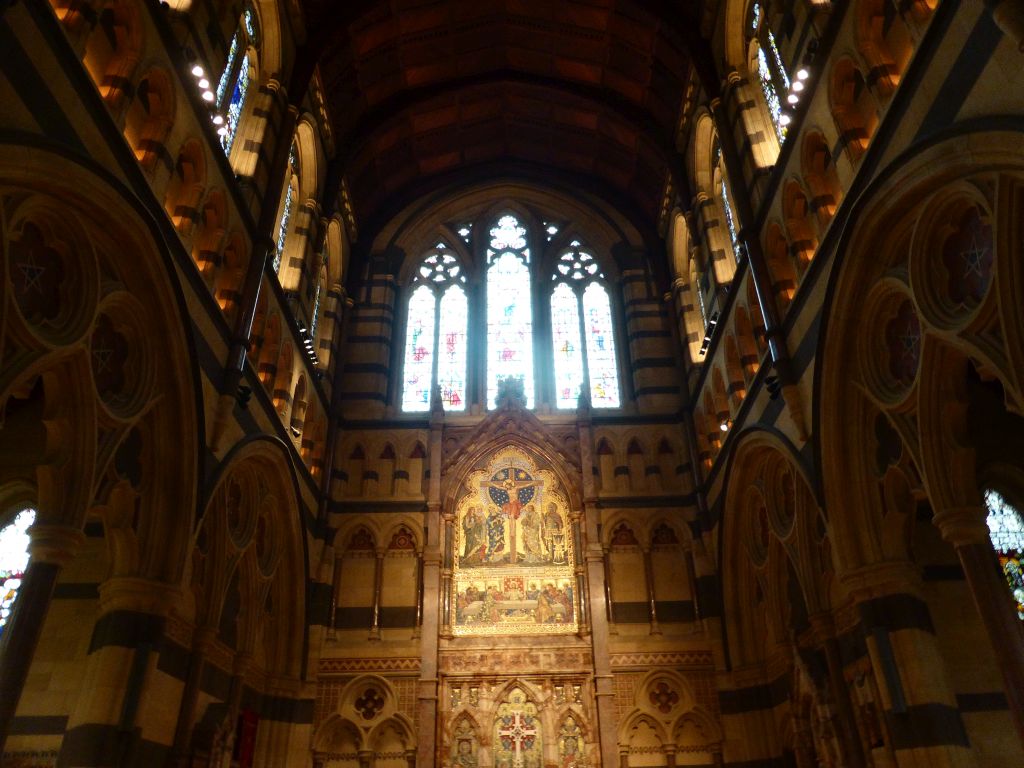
[450,445,578,637]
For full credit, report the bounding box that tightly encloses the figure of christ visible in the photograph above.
[481,463,539,564]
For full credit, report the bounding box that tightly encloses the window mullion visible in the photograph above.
[576,288,591,404]
[431,288,442,401]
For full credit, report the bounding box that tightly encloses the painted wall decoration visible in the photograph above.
[451,447,577,635]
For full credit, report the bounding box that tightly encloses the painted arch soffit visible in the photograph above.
[451,446,578,637]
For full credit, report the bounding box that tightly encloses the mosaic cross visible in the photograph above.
[497,711,537,768]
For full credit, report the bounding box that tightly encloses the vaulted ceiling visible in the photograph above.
[296,0,710,244]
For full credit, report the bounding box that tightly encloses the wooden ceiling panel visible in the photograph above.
[303,0,697,232]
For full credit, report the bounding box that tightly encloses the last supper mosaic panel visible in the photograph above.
[451,446,577,635]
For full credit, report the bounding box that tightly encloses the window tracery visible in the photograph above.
[550,243,620,409]
[398,212,624,413]
[401,244,468,412]
[0,508,35,639]
[985,489,1024,620]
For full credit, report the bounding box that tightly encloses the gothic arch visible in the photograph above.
[0,140,199,581]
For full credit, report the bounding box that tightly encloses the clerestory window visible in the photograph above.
[0,507,35,640]
[215,6,259,156]
[750,2,790,142]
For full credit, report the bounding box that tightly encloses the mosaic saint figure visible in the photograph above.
[462,505,486,563]
[558,715,585,767]
[520,504,544,562]
[542,502,566,564]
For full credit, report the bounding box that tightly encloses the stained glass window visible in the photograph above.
[487,215,534,409]
[216,8,258,155]
[401,246,468,412]
[751,2,789,143]
[715,145,742,260]
[273,144,298,274]
[551,282,584,409]
[0,508,35,640]
[437,285,468,410]
[401,285,436,412]
[549,244,620,409]
[985,489,1024,620]
[582,283,620,407]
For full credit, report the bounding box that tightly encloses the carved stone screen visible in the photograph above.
[451,447,577,635]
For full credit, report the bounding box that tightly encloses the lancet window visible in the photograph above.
[985,489,1024,620]
[0,507,35,639]
[550,243,620,408]
[750,2,790,141]
[487,214,535,409]
[714,144,742,261]
[273,142,299,274]
[401,244,469,412]
[216,6,258,155]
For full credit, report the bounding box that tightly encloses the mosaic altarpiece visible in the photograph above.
[442,447,595,767]
[450,447,577,635]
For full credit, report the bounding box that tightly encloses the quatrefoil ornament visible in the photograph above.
[355,687,385,720]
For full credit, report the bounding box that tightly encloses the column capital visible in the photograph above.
[839,559,923,604]
[27,523,85,567]
[97,575,180,616]
[932,505,990,548]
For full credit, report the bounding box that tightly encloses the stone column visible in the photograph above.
[844,561,979,766]
[603,548,617,635]
[0,523,83,753]
[934,505,1024,744]
[358,748,374,768]
[327,555,343,639]
[809,614,865,768]
[169,625,217,767]
[417,393,445,766]
[369,549,384,640]
[642,547,661,636]
[578,400,619,768]
[413,550,424,638]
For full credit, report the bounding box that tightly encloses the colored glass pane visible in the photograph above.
[401,285,436,412]
[487,251,534,409]
[986,489,1024,620]
[582,283,620,407]
[757,45,786,142]
[222,52,250,154]
[272,176,296,274]
[551,282,585,409]
[489,215,528,255]
[0,508,35,640]
[766,29,791,89]
[721,178,741,259]
[310,280,323,344]
[216,30,240,108]
[437,285,468,411]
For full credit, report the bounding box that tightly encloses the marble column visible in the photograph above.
[934,505,1024,745]
[170,625,218,766]
[327,555,343,639]
[0,523,83,753]
[369,549,384,640]
[809,614,865,768]
[417,393,445,766]
[642,547,661,636]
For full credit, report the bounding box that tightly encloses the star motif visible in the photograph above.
[17,253,46,293]
[92,347,113,375]
[961,235,988,278]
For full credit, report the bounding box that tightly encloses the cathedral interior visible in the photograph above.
[2,0,1024,765]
